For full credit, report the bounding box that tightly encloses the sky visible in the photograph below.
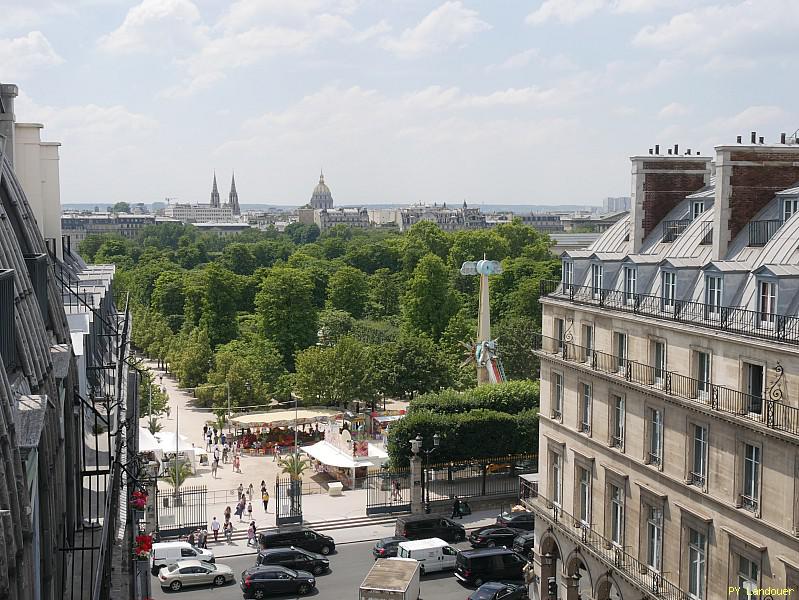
[2,0,798,207]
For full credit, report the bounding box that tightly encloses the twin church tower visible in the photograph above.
[210,172,239,215]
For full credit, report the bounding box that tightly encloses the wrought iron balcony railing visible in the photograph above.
[520,480,688,600]
[748,219,783,247]
[662,219,691,242]
[544,279,799,346]
[531,331,799,437]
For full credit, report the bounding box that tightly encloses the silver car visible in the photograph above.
[158,559,234,591]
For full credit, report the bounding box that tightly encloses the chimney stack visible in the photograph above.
[737,135,742,144]
[674,144,679,155]
[630,151,712,252]
[759,136,764,144]
[713,139,799,259]
[0,83,18,166]
[686,149,691,155]
[655,144,660,154]
[751,131,757,144]
[781,132,787,144]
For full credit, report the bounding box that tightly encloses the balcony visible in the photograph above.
[520,480,688,600]
[0,269,17,371]
[748,219,783,247]
[532,331,799,438]
[662,219,691,242]
[544,279,799,346]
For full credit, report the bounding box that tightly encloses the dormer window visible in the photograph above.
[757,279,776,327]
[562,260,573,291]
[661,271,676,309]
[624,266,636,305]
[591,263,603,300]
[692,201,705,220]
[783,198,799,222]
[704,275,722,316]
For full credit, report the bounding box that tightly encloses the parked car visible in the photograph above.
[150,541,215,576]
[395,514,466,543]
[157,560,233,592]
[468,582,529,600]
[468,525,525,548]
[512,532,535,557]
[397,538,459,574]
[455,548,527,587]
[372,536,408,559]
[256,547,329,575]
[258,527,336,555]
[496,510,534,531]
[240,565,316,598]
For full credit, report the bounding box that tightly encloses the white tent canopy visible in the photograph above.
[302,441,375,469]
[154,431,196,452]
[138,426,163,453]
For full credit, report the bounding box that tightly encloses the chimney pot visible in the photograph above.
[649,148,653,154]
[686,149,691,155]
[668,148,672,155]
[655,144,660,154]
[751,131,757,144]
[674,144,679,155]
[737,135,742,143]
[781,132,787,144]
[759,136,764,144]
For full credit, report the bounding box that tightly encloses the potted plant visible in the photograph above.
[134,534,153,560]
[131,489,148,520]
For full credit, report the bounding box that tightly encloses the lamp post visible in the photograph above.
[411,433,440,514]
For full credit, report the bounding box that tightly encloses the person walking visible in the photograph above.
[237,483,244,498]
[246,501,253,522]
[247,522,255,547]
[262,489,269,513]
[391,480,401,501]
[273,445,280,462]
[223,520,233,543]
[247,483,254,500]
[224,505,231,523]
[260,480,266,493]
[211,458,218,478]
[451,496,462,519]
[187,531,196,547]
[221,432,226,446]
[234,500,244,521]
[211,517,220,542]
[234,454,241,473]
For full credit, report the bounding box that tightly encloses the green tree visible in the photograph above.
[327,265,369,318]
[285,222,320,245]
[294,337,375,408]
[495,316,540,380]
[317,308,354,344]
[199,263,241,347]
[369,334,453,400]
[78,234,110,262]
[218,242,257,275]
[278,453,312,480]
[162,462,193,490]
[174,327,213,387]
[366,269,400,318]
[255,267,318,367]
[401,254,459,338]
[493,219,552,258]
[151,271,186,331]
[139,369,169,416]
[111,201,131,213]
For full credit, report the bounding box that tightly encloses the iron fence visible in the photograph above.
[275,477,303,526]
[0,270,16,370]
[661,219,691,242]
[155,485,208,538]
[365,469,411,515]
[748,219,783,246]
[533,331,799,436]
[542,279,799,346]
[520,480,688,600]
[423,454,538,503]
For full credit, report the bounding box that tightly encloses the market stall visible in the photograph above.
[229,408,340,454]
[301,422,388,489]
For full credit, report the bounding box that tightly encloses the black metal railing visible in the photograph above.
[532,330,799,437]
[365,469,411,515]
[662,219,691,242]
[520,481,688,600]
[0,269,16,371]
[697,221,713,245]
[542,279,799,346]
[748,219,783,247]
[24,253,49,320]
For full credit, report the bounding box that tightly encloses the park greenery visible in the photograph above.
[82,219,558,451]
[387,380,540,465]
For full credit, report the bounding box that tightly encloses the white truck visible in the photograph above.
[359,557,421,600]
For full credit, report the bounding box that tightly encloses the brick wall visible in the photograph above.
[640,163,708,238]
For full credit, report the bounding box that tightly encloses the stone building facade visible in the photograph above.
[523,136,799,600]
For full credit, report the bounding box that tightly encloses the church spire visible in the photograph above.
[228,171,240,215]
[210,171,220,207]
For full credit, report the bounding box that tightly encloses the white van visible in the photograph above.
[397,538,458,574]
[150,542,215,575]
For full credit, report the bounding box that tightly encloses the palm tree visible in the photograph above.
[162,462,193,491]
[147,417,162,435]
[278,453,312,481]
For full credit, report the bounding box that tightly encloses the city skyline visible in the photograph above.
[2,0,798,206]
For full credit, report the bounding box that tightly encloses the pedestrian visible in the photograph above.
[237,483,244,498]
[211,458,218,478]
[213,445,220,463]
[211,517,220,542]
[234,454,241,473]
[260,480,266,494]
[234,500,244,521]
[247,522,255,547]
[247,501,253,521]
[223,444,229,463]
[214,432,219,445]
[248,483,254,500]
[392,480,401,501]
[224,505,231,523]
[224,520,233,543]
[221,432,226,446]
[187,531,196,546]
[273,445,280,462]
[451,496,462,519]
[198,529,207,549]
[262,489,270,512]
[205,434,211,452]
[203,425,208,439]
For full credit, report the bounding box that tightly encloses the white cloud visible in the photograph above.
[492,48,539,70]
[0,31,64,79]
[526,0,679,25]
[488,48,578,71]
[98,0,205,54]
[708,105,786,132]
[658,102,690,119]
[350,20,392,43]
[381,1,490,59]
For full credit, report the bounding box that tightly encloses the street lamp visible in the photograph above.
[412,433,440,513]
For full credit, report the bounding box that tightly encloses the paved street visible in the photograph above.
[151,540,481,599]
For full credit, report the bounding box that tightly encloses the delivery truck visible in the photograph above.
[359,557,421,600]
